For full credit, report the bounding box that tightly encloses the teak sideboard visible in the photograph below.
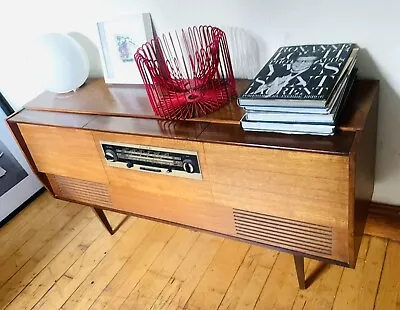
[6,79,378,289]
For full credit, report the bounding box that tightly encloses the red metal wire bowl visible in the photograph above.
[134,25,236,119]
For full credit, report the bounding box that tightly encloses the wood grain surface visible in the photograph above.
[348,86,378,266]
[365,202,400,242]
[18,124,108,183]
[22,78,377,132]
[198,122,355,155]
[109,185,236,236]
[5,77,379,273]
[22,79,249,122]
[9,109,96,129]
[2,194,397,310]
[85,115,209,140]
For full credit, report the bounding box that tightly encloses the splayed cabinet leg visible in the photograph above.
[92,207,129,236]
[293,255,306,289]
[92,207,114,235]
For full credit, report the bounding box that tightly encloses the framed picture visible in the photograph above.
[97,13,154,85]
[0,94,42,224]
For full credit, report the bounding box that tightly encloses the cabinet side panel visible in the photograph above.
[349,89,378,267]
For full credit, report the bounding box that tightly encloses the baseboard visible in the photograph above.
[365,202,400,242]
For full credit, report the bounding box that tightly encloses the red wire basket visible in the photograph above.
[134,25,236,119]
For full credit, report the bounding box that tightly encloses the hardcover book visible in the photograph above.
[244,67,358,124]
[239,43,358,107]
[240,68,358,135]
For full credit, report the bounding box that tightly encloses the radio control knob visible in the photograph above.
[183,159,195,173]
[105,149,117,162]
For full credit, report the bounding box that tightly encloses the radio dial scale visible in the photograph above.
[100,141,202,180]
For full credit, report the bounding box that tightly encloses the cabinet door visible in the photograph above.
[19,124,108,183]
[204,142,351,263]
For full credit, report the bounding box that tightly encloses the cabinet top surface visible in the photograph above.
[11,78,379,155]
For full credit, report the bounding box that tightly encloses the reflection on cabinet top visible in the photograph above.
[8,79,379,156]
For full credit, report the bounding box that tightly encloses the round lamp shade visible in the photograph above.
[29,33,89,93]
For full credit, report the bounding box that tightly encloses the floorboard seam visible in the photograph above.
[182,237,225,309]
[371,238,389,310]
[0,207,92,309]
[251,251,279,310]
[148,232,201,310]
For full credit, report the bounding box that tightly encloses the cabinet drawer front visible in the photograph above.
[19,124,108,183]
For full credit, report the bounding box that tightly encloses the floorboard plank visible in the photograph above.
[63,219,163,310]
[0,207,95,309]
[184,239,250,310]
[35,219,153,309]
[0,192,51,243]
[0,193,68,266]
[149,234,223,310]
[119,227,199,310]
[291,259,344,310]
[218,245,278,310]
[83,222,178,310]
[0,203,82,288]
[254,253,311,310]
[3,212,125,310]
[332,236,387,310]
[0,192,397,310]
[374,241,400,310]
[33,214,136,309]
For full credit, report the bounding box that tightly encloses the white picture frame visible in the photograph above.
[96,13,154,85]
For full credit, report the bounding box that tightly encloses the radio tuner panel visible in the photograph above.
[100,141,202,180]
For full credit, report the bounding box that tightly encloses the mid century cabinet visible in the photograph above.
[6,79,378,288]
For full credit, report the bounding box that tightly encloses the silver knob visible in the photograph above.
[183,159,195,173]
[105,149,117,162]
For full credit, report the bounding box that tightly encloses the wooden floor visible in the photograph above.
[0,192,399,310]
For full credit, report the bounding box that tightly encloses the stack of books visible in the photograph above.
[238,43,359,136]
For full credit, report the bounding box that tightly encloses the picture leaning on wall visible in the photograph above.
[0,92,42,225]
[0,139,28,197]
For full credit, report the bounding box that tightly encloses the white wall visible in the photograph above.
[0,0,399,204]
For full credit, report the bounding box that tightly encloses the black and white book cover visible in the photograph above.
[240,43,357,104]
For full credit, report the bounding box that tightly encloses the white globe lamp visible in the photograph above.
[29,33,89,93]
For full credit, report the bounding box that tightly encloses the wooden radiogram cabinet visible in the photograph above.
[6,79,378,288]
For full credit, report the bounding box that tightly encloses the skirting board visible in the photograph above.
[364,202,400,242]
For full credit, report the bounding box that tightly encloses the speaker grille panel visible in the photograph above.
[48,174,112,208]
[233,209,332,256]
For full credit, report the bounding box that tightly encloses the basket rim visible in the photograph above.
[134,25,226,62]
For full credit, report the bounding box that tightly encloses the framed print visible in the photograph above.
[0,95,42,224]
[97,13,154,85]
[0,92,13,115]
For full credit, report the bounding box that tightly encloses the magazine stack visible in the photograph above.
[238,43,359,136]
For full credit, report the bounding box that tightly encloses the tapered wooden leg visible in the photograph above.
[92,208,130,235]
[92,207,114,235]
[293,255,306,289]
